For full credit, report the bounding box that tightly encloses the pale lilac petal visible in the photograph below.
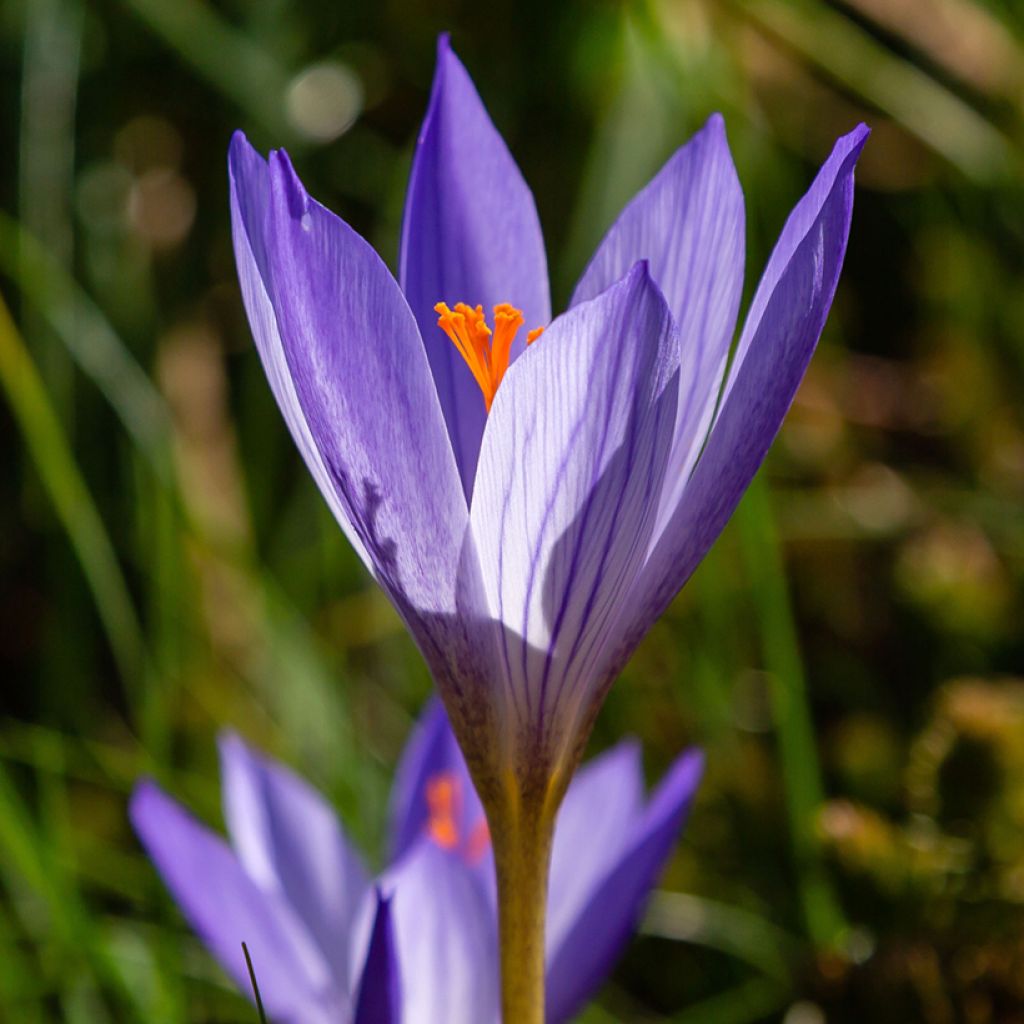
[219,733,370,991]
[612,126,869,673]
[545,750,704,1024]
[728,126,869,390]
[129,781,341,1024]
[388,699,484,866]
[229,132,374,574]
[353,891,401,1024]
[546,741,645,953]
[400,35,551,494]
[470,263,679,767]
[384,841,499,1024]
[230,133,476,677]
[388,699,452,863]
[572,115,745,513]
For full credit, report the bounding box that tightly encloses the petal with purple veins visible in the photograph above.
[231,134,482,676]
[400,35,551,495]
[609,125,869,679]
[470,263,679,774]
[229,134,367,565]
[545,750,704,1024]
[129,781,343,1024]
[219,732,371,991]
[546,741,645,954]
[572,114,746,515]
[384,841,499,1024]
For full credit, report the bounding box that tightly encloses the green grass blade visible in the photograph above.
[121,0,294,143]
[740,0,1016,181]
[0,212,173,480]
[643,891,798,982]
[0,291,145,706]
[736,476,847,947]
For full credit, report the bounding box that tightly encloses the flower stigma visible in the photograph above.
[424,770,491,864]
[435,302,544,411]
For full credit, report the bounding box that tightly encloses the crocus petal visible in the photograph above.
[384,841,499,1024]
[388,699,483,865]
[230,133,476,678]
[129,781,341,1024]
[572,114,745,516]
[470,263,679,770]
[229,134,373,572]
[353,891,401,1024]
[388,698,450,862]
[219,733,370,991]
[546,741,645,954]
[613,125,869,673]
[400,35,551,495]
[545,750,705,1024]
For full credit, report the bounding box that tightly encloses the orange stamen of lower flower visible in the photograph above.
[424,770,493,864]
[465,817,492,865]
[435,302,545,412]
[426,774,460,850]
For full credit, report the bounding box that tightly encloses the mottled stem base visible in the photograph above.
[491,794,556,1024]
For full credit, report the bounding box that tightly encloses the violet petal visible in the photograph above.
[352,890,402,1024]
[611,126,869,678]
[572,114,746,513]
[470,263,679,766]
[219,732,371,991]
[545,750,704,1024]
[400,35,551,494]
[384,841,499,1024]
[129,781,342,1024]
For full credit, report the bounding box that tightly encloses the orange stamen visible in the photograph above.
[425,774,460,850]
[465,817,492,865]
[423,770,493,864]
[435,301,545,411]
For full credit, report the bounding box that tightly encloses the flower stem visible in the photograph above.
[491,791,555,1024]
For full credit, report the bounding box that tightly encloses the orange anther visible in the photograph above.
[465,817,492,865]
[425,774,460,850]
[435,301,545,411]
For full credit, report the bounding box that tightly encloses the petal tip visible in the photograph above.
[628,258,674,315]
[128,777,157,813]
[227,130,266,185]
[611,737,645,784]
[628,257,653,287]
[704,111,727,135]
[678,746,706,786]
[435,30,466,81]
[838,122,871,166]
[217,728,248,765]
[268,148,310,220]
[229,128,251,156]
[128,778,171,837]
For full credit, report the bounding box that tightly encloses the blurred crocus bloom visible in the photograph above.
[130,703,702,1024]
[229,35,866,799]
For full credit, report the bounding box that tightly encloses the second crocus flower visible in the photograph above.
[131,703,702,1024]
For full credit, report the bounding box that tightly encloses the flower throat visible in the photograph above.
[435,302,544,411]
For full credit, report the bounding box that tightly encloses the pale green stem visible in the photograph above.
[490,791,556,1024]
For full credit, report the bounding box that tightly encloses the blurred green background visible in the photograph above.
[1,0,1023,1020]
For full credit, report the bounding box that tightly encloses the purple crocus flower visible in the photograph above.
[130,703,703,1023]
[228,35,866,805]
